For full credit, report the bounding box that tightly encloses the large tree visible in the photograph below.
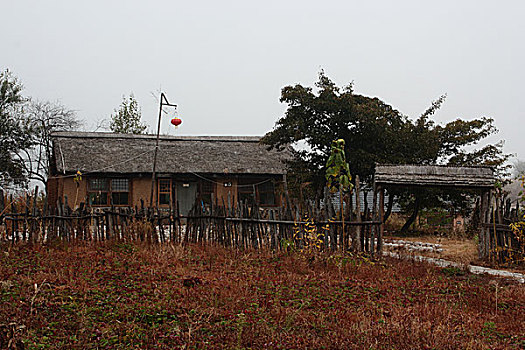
[1,69,82,192]
[262,71,417,200]
[262,72,509,230]
[20,100,81,189]
[0,69,33,189]
[109,94,147,134]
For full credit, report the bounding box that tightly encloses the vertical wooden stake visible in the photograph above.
[340,184,345,251]
[354,175,362,252]
[378,186,385,253]
[371,184,378,254]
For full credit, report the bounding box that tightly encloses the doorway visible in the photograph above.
[176,182,197,216]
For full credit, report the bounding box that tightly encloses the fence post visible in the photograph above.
[370,185,378,255]
[354,176,362,252]
[377,186,384,253]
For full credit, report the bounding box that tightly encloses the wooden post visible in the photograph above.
[370,184,378,254]
[479,190,491,259]
[478,190,485,258]
[340,184,345,251]
[324,186,335,250]
[377,186,385,253]
[354,175,362,252]
[283,174,292,210]
[31,187,39,243]
[486,190,493,259]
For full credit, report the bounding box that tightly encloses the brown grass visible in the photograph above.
[0,241,524,349]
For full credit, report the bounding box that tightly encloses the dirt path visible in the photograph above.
[385,235,525,283]
[384,251,525,283]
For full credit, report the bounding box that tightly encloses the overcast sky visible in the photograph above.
[2,0,524,159]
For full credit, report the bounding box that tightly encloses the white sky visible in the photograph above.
[2,0,524,158]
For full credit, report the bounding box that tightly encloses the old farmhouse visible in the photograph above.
[47,132,290,214]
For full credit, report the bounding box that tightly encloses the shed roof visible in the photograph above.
[51,132,290,175]
[374,164,495,189]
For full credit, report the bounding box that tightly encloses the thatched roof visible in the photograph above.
[374,164,495,189]
[51,132,290,175]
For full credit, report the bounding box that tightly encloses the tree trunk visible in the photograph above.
[401,196,420,232]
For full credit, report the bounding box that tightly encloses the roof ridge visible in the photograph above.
[375,163,494,169]
[51,131,262,142]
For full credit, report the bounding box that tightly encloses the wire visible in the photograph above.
[51,148,156,179]
[187,171,278,187]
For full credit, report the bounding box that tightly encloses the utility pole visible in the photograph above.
[149,93,177,213]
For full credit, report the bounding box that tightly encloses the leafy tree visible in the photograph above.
[262,71,509,231]
[262,71,410,201]
[0,69,33,189]
[394,112,509,231]
[109,94,147,134]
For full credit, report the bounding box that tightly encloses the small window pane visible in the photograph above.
[89,179,108,191]
[258,181,276,206]
[258,182,274,192]
[200,182,213,204]
[259,192,275,206]
[111,179,129,192]
[202,182,213,193]
[239,192,254,205]
[159,179,171,192]
[112,192,129,205]
[159,193,170,205]
[89,192,108,205]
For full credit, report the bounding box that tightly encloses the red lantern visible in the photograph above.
[171,117,182,126]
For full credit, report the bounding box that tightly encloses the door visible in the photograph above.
[176,182,197,216]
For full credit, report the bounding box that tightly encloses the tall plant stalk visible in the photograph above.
[326,139,353,250]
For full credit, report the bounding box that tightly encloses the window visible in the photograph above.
[237,179,277,206]
[158,179,172,206]
[111,179,129,205]
[88,178,130,206]
[238,180,255,205]
[257,181,276,206]
[200,181,213,205]
[88,179,109,205]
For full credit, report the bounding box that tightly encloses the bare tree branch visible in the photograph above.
[20,100,82,190]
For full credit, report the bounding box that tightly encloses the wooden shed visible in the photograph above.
[374,164,495,257]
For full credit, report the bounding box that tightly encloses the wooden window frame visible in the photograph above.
[257,180,278,207]
[110,179,130,206]
[238,179,256,206]
[87,178,131,207]
[200,180,214,205]
[237,178,279,207]
[157,178,172,207]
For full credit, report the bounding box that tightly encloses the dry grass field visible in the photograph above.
[1,241,524,349]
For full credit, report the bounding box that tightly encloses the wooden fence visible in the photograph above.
[5,184,522,263]
[0,189,383,254]
[480,195,524,264]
